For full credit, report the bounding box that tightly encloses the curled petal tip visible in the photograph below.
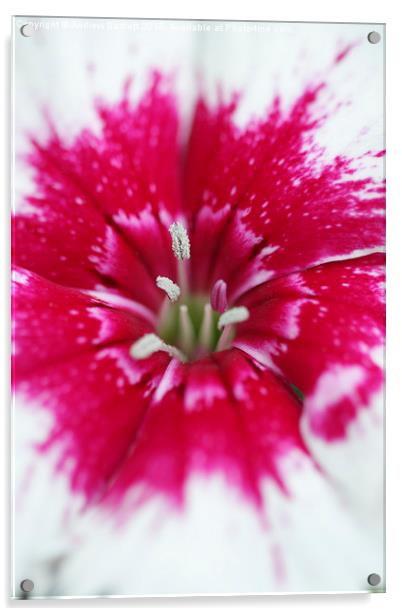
[211,279,228,313]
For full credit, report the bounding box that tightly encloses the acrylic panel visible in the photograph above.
[12,16,385,598]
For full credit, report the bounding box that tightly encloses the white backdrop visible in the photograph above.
[1,0,402,614]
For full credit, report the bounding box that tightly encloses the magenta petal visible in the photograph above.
[12,211,162,310]
[186,83,384,295]
[15,316,305,512]
[12,267,153,379]
[17,343,170,501]
[13,74,184,306]
[235,254,385,439]
[89,350,306,514]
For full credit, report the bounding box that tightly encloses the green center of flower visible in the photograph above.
[157,294,220,359]
[130,222,250,363]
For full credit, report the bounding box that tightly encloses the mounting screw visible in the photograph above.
[20,24,34,37]
[367,573,381,587]
[20,579,34,593]
[367,31,381,44]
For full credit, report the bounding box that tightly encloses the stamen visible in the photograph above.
[218,306,250,330]
[169,221,190,296]
[156,276,181,302]
[199,303,213,351]
[158,296,171,325]
[130,333,186,362]
[169,222,190,261]
[216,324,235,352]
[211,279,228,313]
[179,305,196,356]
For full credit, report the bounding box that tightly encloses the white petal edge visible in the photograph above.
[22,450,384,597]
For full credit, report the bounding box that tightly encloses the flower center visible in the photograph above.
[157,294,219,360]
[130,222,249,363]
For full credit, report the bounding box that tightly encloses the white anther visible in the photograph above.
[156,276,181,302]
[218,306,250,330]
[130,334,165,359]
[169,222,190,260]
[130,333,186,362]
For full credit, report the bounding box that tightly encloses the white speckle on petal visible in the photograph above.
[12,270,30,285]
